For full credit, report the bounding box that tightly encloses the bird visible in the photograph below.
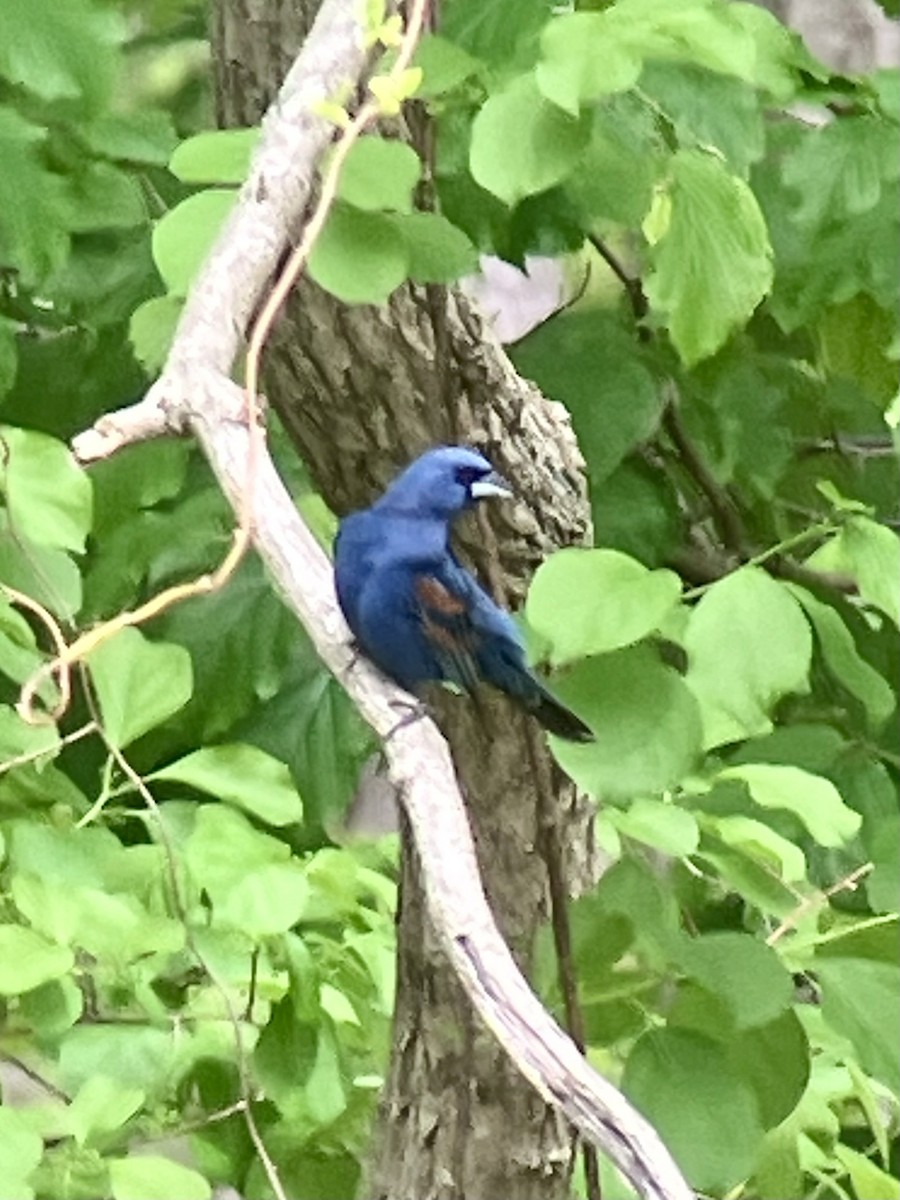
[334,445,593,742]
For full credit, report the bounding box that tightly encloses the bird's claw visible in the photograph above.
[385,699,430,742]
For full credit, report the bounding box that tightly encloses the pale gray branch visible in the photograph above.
[70,2,693,1197]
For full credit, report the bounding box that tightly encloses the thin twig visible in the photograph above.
[587,232,648,325]
[662,400,748,557]
[766,863,874,946]
[143,1099,249,1142]
[0,720,97,777]
[0,1053,70,1103]
[2,583,72,722]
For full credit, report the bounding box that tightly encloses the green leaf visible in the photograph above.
[867,814,900,915]
[158,557,299,743]
[18,975,83,1036]
[639,62,764,176]
[308,203,408,304]
[169,128,260,184]
[819,292,898,406]
[510,311,664,484]
[0,705,59,761]
[58,1025,174,1096]
[470,74,589,206]
[526,548,682,665]
[817,958,900,1097]
[6,821,123,888]
[305,1022,347,1125]
[109,1156,210,1200]
[623,1027,764,1193]
[684,567,812,748]
[13,875,184,962]
[369,67,423,116]
[88,627,193,747]
[441,0,554,68]
[69,1076,145,1145]
[0,1107,43,1200]
[594,856,682,959]
[807,517,900,628]
[783,115,898,232]
[717,763,862,848]
[152,744,302,826]
[0,316,17,400]
[728,1010,810,1129]
[152,189,237,297]
[564,98,660,226]
[337,136,421,213]
[645,149,773,365]
[589,460,681,569]
[0,517,82,620]
[0,0,118,111]
[390,212,478,284]
[697,836,797,917]
[80,110,178,166]
[65,163,146,232]
[537,12,643,114]
[0,425,92,552]
[548,647,702,800]
[214,862,309,937]
[834,1144,900,1200]
[707,815,806,882]
[320,982,360,1026]
[676,931,794,1030]
[412,34,482,97]
[0,107,70,285]
[0,924,74,994]
[255,996,319,1105]
[129,295,182,373]
[789,585,895,728]
[607,799,699,857]
[236,656,374,830]
[537,0,790,118]
[184,803,290,904]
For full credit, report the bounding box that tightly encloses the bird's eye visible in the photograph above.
[454,466,484,488]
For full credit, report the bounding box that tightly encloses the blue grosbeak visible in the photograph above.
[334,446,592,741]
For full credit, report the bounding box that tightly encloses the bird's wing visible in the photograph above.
[411,569,492,693]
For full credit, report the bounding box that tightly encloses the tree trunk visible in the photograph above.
[211,5,596,1196]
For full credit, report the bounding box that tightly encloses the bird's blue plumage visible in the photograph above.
[334,446,593,741]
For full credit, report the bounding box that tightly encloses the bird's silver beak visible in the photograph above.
[470,471,513,500]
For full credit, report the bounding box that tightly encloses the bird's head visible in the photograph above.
[376,446,512,521]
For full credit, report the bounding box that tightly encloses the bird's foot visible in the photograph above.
[341,638,366,677]
[384,698,431,742]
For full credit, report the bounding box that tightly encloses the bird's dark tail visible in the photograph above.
[526,679,594,743]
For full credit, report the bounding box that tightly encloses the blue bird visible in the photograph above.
[334,446,593,742]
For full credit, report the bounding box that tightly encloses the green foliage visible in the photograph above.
[152,189,238,297]
[526,548,681,663]
[470,74,590,206]
[0,0,897,1198]
[643,148,774,364]
[337,137,422,213]
[1,429,386,1199]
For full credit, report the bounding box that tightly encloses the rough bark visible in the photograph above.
[211,4,597,1197]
